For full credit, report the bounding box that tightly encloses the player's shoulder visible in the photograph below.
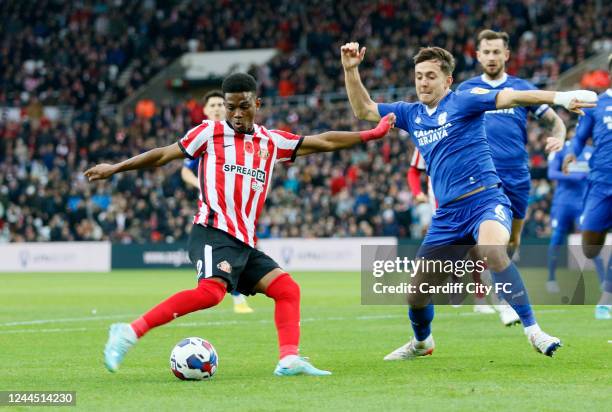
[456,76,483,91]
[506,75,536,89]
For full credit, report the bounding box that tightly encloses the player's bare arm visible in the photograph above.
[84,143,184,181]
[341,42,380,122]
[296,114,395,157]
[539,108,567,153]
[496,89,597,115]
[181,166,200,189]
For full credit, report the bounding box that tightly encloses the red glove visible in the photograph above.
[359,113,396,142]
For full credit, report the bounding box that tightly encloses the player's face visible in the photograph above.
[224,92,260,133]
[477,39,509,79]
[203,96,226,121]
[414,60,453,106]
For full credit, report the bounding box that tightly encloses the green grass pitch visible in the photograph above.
[0,270,610,411]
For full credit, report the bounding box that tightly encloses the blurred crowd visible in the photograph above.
[0,0,610,243]
[1,0,610,106]
[0,95,573,242]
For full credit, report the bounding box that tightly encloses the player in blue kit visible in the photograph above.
[457,30,567,257]
[180,90,254,314]
[563,54,612,320]
[341,42,597,357]
[547,139,605,294]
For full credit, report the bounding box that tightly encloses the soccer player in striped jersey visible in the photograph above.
[181,90,254,314]
[85,73,396,376]
[456,30,567,258]
[563,54,612,320]
[342,42,596,358]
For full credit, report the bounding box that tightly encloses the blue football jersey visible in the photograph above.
[570,89,612,184]
[456,73,550,170]
[548,140,592,206]
[183,157,199,173]
[379,88,501,206]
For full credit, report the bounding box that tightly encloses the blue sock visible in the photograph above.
[408,303,434,341]
[604,258,612,294]
[547,229,566,281]
[593,255,606,287]
[492,262,536,327]
[231,291,240,297]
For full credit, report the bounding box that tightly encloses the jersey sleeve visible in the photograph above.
[270,129,304,163]
[521,80,550,118]
[571,108,595,156]
[378,102,411,131]
[178,121,213,159]
[453,88,500,116]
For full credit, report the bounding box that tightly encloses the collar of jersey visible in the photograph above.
[607,89,612,97]
[422,92,452,116]
[480,72,508,88]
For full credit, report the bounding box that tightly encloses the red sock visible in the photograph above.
[130,278,226,338]
[265,273,300,359]
[472,270,485,299]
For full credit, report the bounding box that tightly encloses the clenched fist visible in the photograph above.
[341,42,366,70]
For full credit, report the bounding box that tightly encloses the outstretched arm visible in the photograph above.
[84,143,184,181]
[496,90,597,115]
[341,42,380,122]
[296,114,395,157]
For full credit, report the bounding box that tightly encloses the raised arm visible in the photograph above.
[296,114,395,157]
[84,143,184,181]
[496,90,597,115]
[341,42,380,122]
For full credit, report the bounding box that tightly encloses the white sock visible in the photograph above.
[279,354,299,367]
[524,323,541,337]
[232,294,246,305]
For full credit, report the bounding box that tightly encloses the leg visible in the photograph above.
[477,219,562,356]
[582,231,607,259]
[104,277,227,372]
[507,218,525,259]
[230,290,254,313]
[247,253,330,376]
[547,226,567,291]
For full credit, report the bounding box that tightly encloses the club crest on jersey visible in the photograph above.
[470,87,490,95]
[217,260,232,273]
[244,141,254,154]
[437,112,447,125]
[415,116,421,124]
[257,148,270,159]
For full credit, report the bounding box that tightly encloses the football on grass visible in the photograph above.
[170,337,218,380]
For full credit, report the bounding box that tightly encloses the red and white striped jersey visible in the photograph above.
[410,148,437,211]
[178,120,303,247]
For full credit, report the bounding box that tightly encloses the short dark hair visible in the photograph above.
[413,47,455,75]
[222,73,257,94]
[477,29,510,49]
[202,90,223,106]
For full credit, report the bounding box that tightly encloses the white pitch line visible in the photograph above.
[0,309,569,335]
[0,314,142,327]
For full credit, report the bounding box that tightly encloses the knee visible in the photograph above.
[582,244,602,259]
[196,278,227,304]
[266,273,300,300]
